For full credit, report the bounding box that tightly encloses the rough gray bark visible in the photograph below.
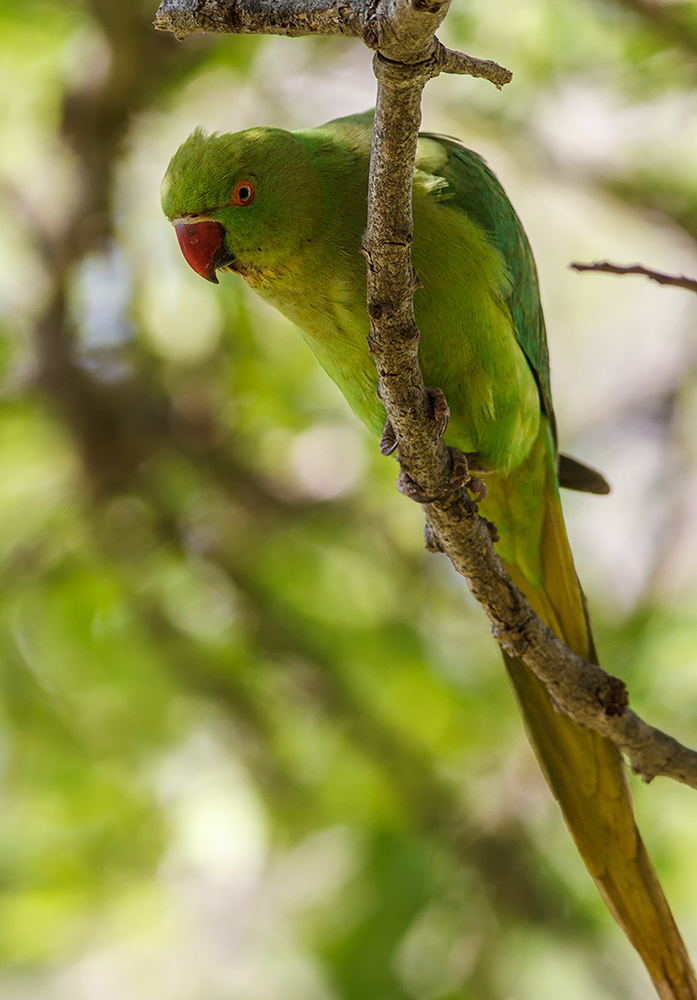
[154,0,512,85]
[154,0,697,790]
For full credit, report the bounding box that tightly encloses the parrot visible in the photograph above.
[161,110,696,998]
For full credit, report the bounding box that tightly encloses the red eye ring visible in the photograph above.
[232,180,255,206]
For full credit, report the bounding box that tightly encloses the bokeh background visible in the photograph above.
[2,1,697,997]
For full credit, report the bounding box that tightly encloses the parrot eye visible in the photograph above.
[232,181,255,206]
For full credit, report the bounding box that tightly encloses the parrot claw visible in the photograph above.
[425,387,450,437]
[447,446,470,489]
[379,419,398,456]
[447,446,488,502]
[467,475,488,501]
[381,391,487,506]
[424,523,444,552]
[379,388,449,457]
[396,449,489,507]
[396,470,440,504]
[484,518,500,543]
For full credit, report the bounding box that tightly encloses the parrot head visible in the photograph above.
[161,126,324,284]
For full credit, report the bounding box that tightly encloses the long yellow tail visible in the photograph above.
[500,478,697,999]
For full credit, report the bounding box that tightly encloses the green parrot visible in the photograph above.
[162,110,696,998]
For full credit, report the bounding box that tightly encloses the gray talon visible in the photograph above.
[426,386,450,437]
[397,470,439,504]
[379,418,398,456]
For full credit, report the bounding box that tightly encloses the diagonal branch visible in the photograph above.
[155,0,369,40]
[153,0,697,790]
[359,11,697,791]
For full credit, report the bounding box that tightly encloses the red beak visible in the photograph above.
[175,219,228,283]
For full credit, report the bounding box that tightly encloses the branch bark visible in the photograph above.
[153,0,697,790]
[154,0,512,86]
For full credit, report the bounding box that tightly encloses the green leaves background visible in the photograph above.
[1,1,697,997]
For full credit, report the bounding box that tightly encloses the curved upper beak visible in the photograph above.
[174,218,229,283]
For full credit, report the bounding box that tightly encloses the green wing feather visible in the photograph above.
[419,134,555,435]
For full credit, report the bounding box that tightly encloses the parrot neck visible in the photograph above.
[242,238,386,437]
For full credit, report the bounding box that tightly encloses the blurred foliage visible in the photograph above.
[1,0,697,998]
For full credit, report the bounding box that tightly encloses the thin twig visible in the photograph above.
[436,40,512,88]
[571,260,697,293]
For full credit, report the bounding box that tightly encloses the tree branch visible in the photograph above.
[153,0,697,790]
[154,0,512,86]
[154,0,367,41]
[422,499,697,789]
[571,259,697,293]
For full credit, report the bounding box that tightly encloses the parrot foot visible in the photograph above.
[466,475,488,502]
[378,387,449,457]
[379,419,398,456]
[484,518,500,543]
[425,387,450,437]
[379,389,487,506]
[396,449,488,505]
[396,470,440,504]
[424,523,444,552]
[447,447,488,502]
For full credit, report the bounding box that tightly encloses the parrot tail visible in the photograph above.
[500,475,697,999]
